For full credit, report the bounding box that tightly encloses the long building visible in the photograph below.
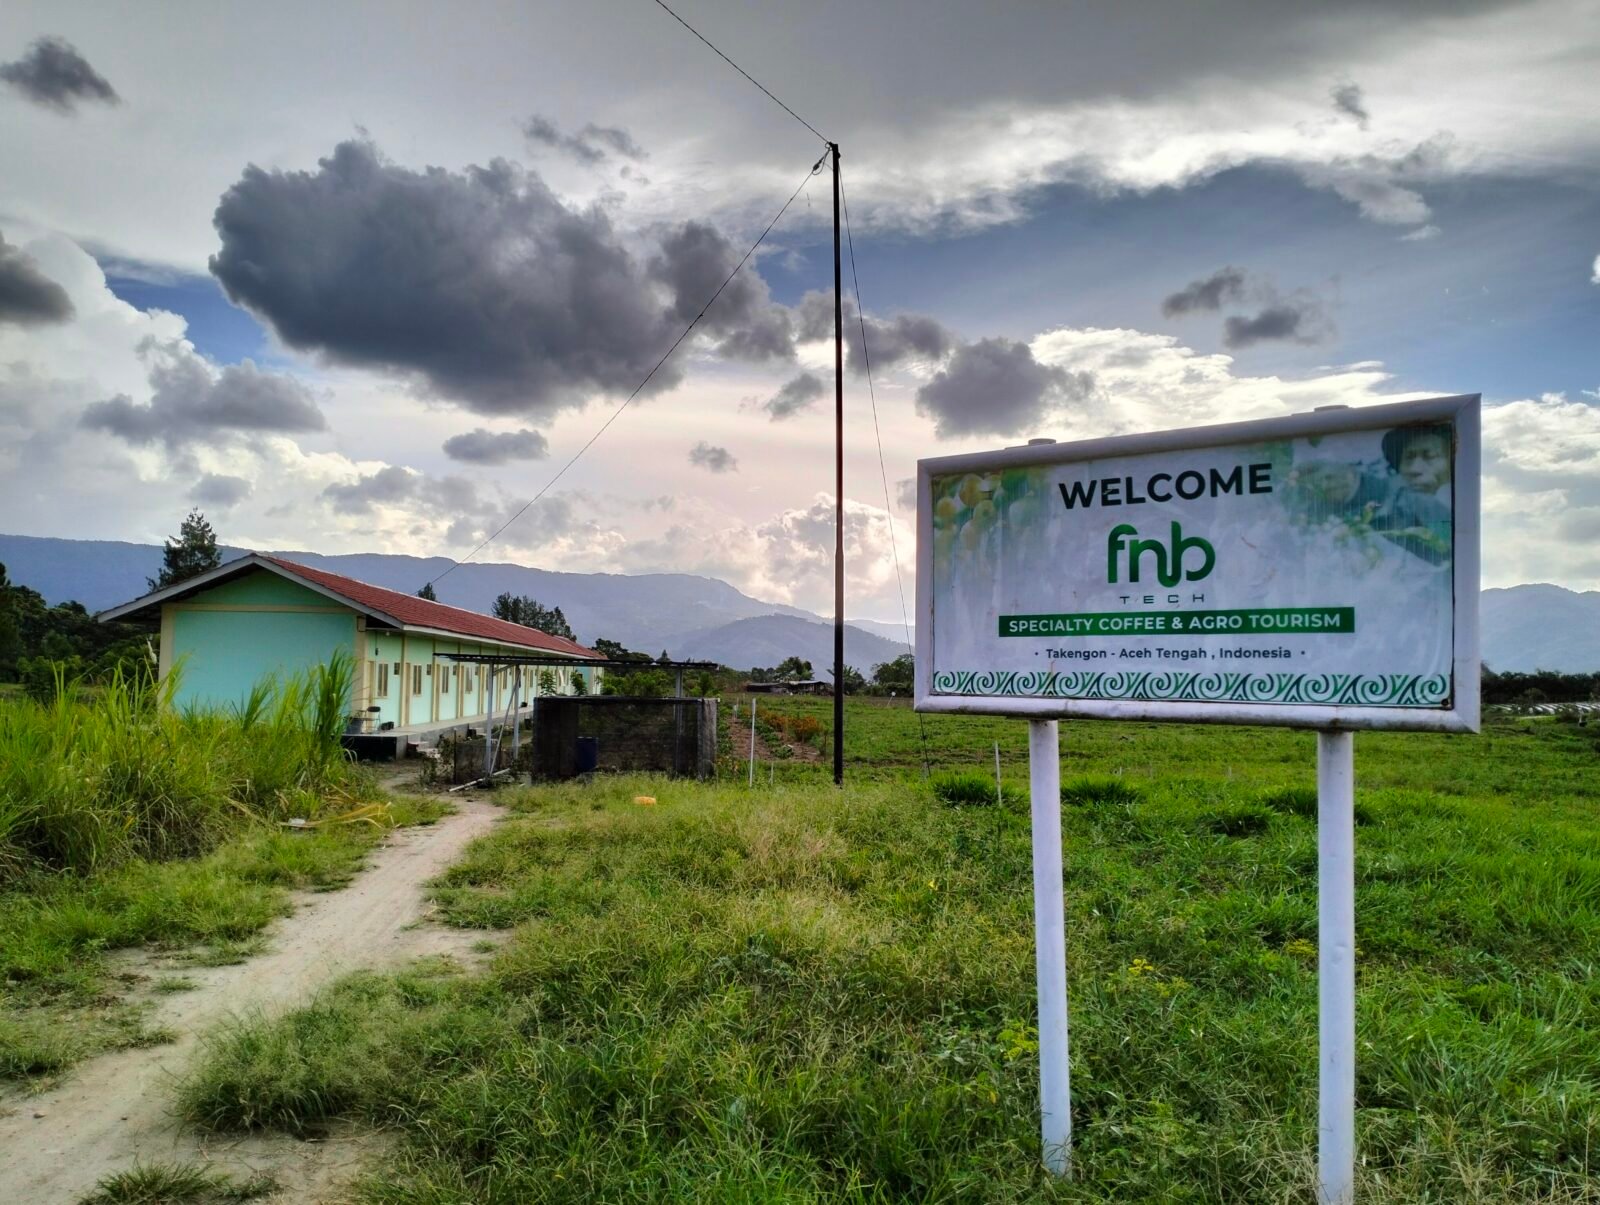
[98,553,603,728]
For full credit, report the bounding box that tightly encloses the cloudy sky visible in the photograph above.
[2,0,1597,620]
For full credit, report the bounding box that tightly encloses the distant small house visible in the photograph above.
[97,553,603,728]
[743,679,832,696]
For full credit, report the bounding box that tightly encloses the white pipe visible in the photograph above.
[1318,730,1356,1205]
[748,698,758,788]
[994,740,1003,805]
[1029,718,1071,1175]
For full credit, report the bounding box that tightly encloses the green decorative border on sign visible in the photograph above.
[930,669,1450,708]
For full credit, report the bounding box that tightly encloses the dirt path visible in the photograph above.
[0,796,502,1205]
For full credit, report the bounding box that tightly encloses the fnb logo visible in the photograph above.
[1107,522,1215,587]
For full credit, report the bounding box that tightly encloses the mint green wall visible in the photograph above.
[433,640,457,725]
[186,573,334,608]
[405,634,437,726]
[157,565,599,727]
[365,630,402,729]
[170,608,357,711]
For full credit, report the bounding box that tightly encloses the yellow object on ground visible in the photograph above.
[278,802,391,829]
[633,796,657,806]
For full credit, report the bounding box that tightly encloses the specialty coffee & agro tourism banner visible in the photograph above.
[917,396,1480,729]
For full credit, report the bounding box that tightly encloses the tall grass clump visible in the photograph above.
[931,770,1021,807]
[1061,775,1143,807]
[0,653,363,882]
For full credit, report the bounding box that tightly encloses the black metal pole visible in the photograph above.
[832,141,845,787]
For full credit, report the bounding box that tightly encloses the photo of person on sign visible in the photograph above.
[1283,424,1453,565]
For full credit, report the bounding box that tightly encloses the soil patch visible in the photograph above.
[0,796,501,1204]
[728,701,825,766]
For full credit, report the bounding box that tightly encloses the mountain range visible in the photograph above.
[0,533,910,674]
[1480,584,1600,675]
[4,533,1597,673]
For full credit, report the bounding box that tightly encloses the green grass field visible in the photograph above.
[0,660,444,1083]
[175,703,1600,1203]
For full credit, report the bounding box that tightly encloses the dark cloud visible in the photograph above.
[442,427,549,464]
[1163,266,1333,348]
[523,115,647,164]
[859,312,953,372]
[794,290,953,377]
[756,371,825,421]
[322,466,500,525]
[444,493,595,551]
[322,465,418,511]
[650,222,793,361]
[1216,288,1331,347]
[915,337,1093,439]
[81,347,326,448]
[0,233,74,325]
[210,141,783,419]
[1161,267,1246,317]
[794,289,839,342]
[190,474,252,507]
[688,441,738,473]
[1222,298,1330,348]
[1330,82,1370,129]
[210,140,683,419]
[0,36,118,113]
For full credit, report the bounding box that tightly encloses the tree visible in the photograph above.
[592,637,651,663]
[776,656,812,681]
[416,582,438,600]
[491,593,575,640]
[871,653,915,694]
[836,665,866,695]
[149,510,221,591]
[538,669,558,695]
[1,562,146,684]
[0,566,22,679]
[570,671,588,696]
[601,667,670,697]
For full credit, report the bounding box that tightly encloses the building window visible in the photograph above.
[465,669,473,695]
[412,665,423,694]
[441,669,450,695]
[377,663,389,697]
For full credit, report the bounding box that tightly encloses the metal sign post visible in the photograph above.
[1028,719,1072,1174]
[913,396,1481,1187]
[1318,730,1356,1205]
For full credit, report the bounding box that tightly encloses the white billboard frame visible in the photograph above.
[915,394,1481,734]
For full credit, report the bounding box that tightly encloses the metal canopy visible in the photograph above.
[434,654,718,670]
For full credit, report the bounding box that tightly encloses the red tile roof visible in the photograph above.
[264,556,600,659]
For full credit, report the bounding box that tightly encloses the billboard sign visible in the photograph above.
[915,395,1480,731]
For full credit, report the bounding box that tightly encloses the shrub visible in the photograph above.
[931,771,1019,807]
[1258,785,1318,818]
[788,714,823,743]
[1258,784,1373,825]
[1061,776,1143,807]
[1204,801,1275,837]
